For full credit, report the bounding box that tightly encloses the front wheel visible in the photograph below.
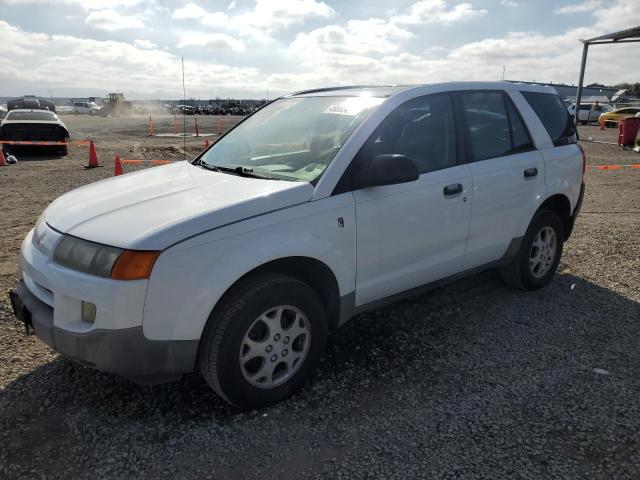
[500,210,564,290]
[198,273,327,409]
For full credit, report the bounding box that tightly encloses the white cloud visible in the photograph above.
[0,20,262,98]
[172,3,229,27]
[172,3,208,19]
[177,31,246,51]
[392,0,487,25]
[500,0,521,7]
[133,39,157,49]
[1,0,640,99]
[171,0,335,42]
[555,1,602,14]
[85,9,144,31]
[0,0,144,9]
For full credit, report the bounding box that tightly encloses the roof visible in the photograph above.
[288,86,412,98]
[582,26,640,45]
[288,81,557,99]
[7,108,56,114]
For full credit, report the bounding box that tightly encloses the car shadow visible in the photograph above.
[2,270,640,475]
[2,149,66,161]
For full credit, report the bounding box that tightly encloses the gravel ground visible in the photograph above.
[1,121,639,479]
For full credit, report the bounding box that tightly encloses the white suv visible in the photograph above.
[72,101,101,115]
[10,82,585,408]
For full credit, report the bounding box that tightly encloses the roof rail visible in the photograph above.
[286,85,393,97]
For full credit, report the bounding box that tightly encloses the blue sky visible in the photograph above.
[0,0,639,99]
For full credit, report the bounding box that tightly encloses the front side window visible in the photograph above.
[198,95,384,182]
[356,94,457,175]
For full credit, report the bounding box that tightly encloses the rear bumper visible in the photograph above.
[9,280,198,381]
[566,182,585,240]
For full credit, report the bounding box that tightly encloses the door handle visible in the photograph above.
[443,183,463,196]
[524,167,538,178]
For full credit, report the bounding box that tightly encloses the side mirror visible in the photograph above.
[354,154,419,189]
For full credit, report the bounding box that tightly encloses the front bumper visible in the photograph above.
[9,280,198,380]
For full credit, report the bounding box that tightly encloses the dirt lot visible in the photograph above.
[1,119,639,479]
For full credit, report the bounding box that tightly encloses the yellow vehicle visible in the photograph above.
[599,107,640,125]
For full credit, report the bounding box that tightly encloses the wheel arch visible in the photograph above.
[538,193,572,240]
[209,256,342,333]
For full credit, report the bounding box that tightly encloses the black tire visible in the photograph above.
[500,209,564,291]
[198,273,327,409]
[580,120,588,125]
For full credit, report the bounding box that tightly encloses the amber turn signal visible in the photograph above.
[110,250,160,280]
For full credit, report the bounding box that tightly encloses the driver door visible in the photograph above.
[350,94,473,306]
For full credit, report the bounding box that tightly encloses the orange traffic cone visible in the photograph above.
[204,138,210,149]
[85,141,102,168]
[114,154,124,176]
[600,120,605,130]
[0,149,6,167]
[148,115,155,137]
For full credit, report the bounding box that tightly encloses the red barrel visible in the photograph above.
[618,117,640,146]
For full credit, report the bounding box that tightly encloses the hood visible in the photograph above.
[44,162,314,250]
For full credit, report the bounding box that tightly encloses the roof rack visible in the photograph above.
[286,85,394,97]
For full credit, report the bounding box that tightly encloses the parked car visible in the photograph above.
[1,109,70,155]
[567,102,610,125]
[599,106,640,125]
[9,82,584,408]
[7,96,56,113]
[177,105,195,115]
[72,101,101,115]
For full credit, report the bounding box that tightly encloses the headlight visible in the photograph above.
[53,236,123,278]
[53,235,160,280]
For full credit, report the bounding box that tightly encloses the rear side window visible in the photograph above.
[460,91,534,162]
[507,98,534,153]
[521,91,576,146]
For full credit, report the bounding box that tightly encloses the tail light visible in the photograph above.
[578,143,587,178]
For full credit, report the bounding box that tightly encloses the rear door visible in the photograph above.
[351,93,472,305]
[459,90,547,269]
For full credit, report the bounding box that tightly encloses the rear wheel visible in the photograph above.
[199,273,327,409]
[501,210,564,290]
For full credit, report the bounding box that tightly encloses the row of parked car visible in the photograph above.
[162,104,262,116]
[566,102,640,125]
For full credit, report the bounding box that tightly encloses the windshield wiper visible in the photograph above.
[197,162,220,172]
[214,165,273,179]
[196,161,273,179]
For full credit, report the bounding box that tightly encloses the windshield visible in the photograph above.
[7,111,56,121]
[198,95,384,182]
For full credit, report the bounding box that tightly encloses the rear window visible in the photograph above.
[6,111,56,121]
[521,92,576,146]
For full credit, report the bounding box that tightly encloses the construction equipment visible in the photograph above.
[98,93,133,117]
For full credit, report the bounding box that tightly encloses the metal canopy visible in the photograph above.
[575,26,640,123]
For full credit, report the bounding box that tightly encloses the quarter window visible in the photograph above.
[357,94,457,175]
[521,91,576,146]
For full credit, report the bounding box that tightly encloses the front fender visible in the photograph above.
[142,193,356,341]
